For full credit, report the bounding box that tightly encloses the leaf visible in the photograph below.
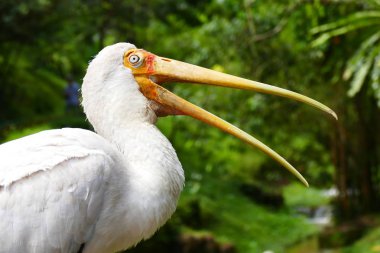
[312,19,380,47]
[347,45,380,97]
[347,58,372,97]
[371,53,380,106]
[310,11,380,34]
[344,31,380,80]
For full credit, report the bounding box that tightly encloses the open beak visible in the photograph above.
[124,49,338,187]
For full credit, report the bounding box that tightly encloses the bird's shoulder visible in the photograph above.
[0,128,119,188]
[0,128,123,252]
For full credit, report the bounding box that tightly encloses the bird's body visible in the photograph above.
[0,127,183,253]
[0,42,335,253]
[0,43,183,253]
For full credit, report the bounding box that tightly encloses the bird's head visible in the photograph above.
[82,42,337,186]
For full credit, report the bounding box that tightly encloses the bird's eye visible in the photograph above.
[129,54,143,67]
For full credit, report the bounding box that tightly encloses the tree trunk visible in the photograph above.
[332,105,352,220]
[334,85,380,220]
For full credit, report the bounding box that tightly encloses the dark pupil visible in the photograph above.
[130,55,139,63]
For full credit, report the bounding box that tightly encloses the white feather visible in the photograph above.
[0,43,185,253]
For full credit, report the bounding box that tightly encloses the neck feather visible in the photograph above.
[98,122,185,251]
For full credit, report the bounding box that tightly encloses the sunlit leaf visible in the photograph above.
[371,53,380,105]
[312,19,380,47]
[344,31,380,80]
[348,46,380,97]
[310,11,380,34]
[347,58,372,97]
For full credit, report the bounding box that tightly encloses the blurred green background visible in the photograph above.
[1,0,380,252]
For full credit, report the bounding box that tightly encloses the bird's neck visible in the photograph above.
[113,122,184,191]
[107,122,184,241]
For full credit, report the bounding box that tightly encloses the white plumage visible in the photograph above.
[0,43,184,253]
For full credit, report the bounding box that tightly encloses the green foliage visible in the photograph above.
[311,3,380,104]
[309,0,380,219]
[3,124,52,142]
[2,114,90,143]
[343,225,380,253]
[176,175,318,253]
[283,183,331,208]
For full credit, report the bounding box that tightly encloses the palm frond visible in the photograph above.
[347,43,380,97]
[310,11,380,34]
[344,31,380,80]
[370,52,380,105]
[311,11,380,47]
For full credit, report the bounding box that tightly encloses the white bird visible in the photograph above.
[0,43,336,253]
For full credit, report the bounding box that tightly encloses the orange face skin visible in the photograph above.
[123,49,184,116]
[123,49,158,101]
[123,49,156,74]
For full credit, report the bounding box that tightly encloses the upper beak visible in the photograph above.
[124,49,338,187]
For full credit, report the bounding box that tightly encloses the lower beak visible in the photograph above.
[133,52,337,187]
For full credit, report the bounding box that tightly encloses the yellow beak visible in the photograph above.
[124,49,337,187]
